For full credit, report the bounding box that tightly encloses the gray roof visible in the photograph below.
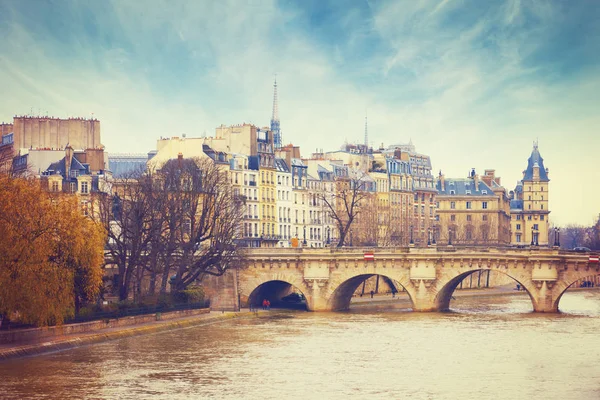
[274,158,290,173]
[108,156,147,178]
[436,178,495,196]
[523,145,549,181]
[46,156,88,177]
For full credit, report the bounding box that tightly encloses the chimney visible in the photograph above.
[439,171,445,192]
[65,144,74,178]
[177,152,183,169]
[474,172,480,191]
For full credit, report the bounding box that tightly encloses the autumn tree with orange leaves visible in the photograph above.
[0,176,105,326]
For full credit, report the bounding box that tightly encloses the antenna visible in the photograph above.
[364,112,368,148]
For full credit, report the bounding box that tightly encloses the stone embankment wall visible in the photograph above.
[0,308,209,345]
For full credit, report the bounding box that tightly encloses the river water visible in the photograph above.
[1,290,599,400]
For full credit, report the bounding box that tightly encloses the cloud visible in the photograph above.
[0,0,598,225]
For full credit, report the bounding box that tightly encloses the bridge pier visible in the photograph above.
[305,278,330,311]
[531,280,559,313]
[411,279,438,312]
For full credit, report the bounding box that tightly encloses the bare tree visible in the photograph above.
[561,224,588,250]
[318,172,371,247]
[95,169,156,301]
[164,157,246,292]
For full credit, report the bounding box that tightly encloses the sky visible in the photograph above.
[0,0,599,225]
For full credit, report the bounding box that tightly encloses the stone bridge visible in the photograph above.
[230,247,599,313]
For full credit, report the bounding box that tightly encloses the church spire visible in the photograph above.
[271,77,282,149]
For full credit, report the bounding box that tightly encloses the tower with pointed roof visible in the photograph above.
[270,78,282,149]
[509,141,550,246]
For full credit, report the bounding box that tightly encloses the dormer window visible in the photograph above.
[465,190,471,194]
[482,190,488,194]
[450,190,455,195]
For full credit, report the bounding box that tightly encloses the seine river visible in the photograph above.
[1,290,599,400]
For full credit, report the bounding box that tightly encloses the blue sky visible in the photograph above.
[1,0,599,225]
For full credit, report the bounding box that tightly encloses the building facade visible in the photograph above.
[509,143,550,246]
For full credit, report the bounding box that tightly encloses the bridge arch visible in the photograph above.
[238,271,312,310]
[551,271,600,312]
[324,271,416,311]
[432,267,536,312]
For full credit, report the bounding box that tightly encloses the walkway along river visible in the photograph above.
[0,290,598,399]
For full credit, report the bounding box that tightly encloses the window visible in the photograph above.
[516,234,521,243]
[481,190,487,195]
[540,215,544,221]
[528,215,532,220]
[482,215,488,221]
[51,181,60,192]
[533,224,539,230]
[435,215,440,221]
[450,190,455,195]
[516,224,521,230]
[466,201,472,209]
[517,215,521,220]
[466,215,472,222]
[450,202,456,209]
[451,215,456,222]
[482,202,488,209]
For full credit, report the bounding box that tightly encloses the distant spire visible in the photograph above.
[272,76,279,122]
[533,139,538,151]
[270,76,282,149]
[364,114,368,148]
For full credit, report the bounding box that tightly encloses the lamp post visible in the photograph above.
[531,227,535,246]
[535,228,539,246]
[556,227,560,247]
[448,227,452,246]
[303,226,307,246]
[326,226,331,246]
[410,224,414,245]
[432,227,437,245]
[427,228,431,246]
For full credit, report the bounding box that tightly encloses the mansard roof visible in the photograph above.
[436,178,495,196]
[46,156,88,177]
[523,143,549,182]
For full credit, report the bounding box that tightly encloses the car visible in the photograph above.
[573,247,592,252]
[281,293,304,303]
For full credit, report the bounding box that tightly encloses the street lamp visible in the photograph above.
[432,228,437,245]
[531,227,535,246]
[448,227,452,246]
[410,224,414,245]
[555,227,560,247]
[326,226,331,246]
[427,228,431,246]
[303,226,307,246]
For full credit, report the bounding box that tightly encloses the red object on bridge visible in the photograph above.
[364,252,374,261]
[589,255,599,263]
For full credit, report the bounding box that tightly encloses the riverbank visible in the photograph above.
[0,310,268,362]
